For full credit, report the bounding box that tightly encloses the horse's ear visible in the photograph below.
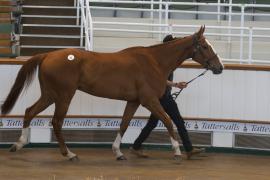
[197,25,205,37]
[202,25,205,34]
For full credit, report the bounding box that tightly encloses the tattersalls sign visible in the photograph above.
[0,117,270,135]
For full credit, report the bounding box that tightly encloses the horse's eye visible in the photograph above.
[203,45,208,49]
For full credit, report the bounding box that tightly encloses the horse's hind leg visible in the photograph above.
[143,98,181,158]
[112,101,139,160]
[52,100,78,161]
[10,95,53,152]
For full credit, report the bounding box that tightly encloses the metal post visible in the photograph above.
[76,0,80,25]
[150,0,154,20]
[165,1,169,34]
[239,4,245,63]
[168,24,173,35]
[248,27,253,64]
[228,0,232,43]
[217,0,221,23]
[150,0,154,39]
[85,0,89,50]
[86,0,93,51]
[158,0,162,41]
[80,0,84,47]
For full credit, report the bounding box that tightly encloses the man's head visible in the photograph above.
[163,35,175,43]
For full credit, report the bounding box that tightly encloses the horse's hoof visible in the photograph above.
[174,155,182,162]
[69,155,80,162]
[116,155,127,161]
[9,145,17,152]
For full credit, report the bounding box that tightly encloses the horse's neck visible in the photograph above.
[150,36,194,76]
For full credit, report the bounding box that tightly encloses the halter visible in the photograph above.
[172,34,218,100]
[171,69,208,100]
[172,34,220,100]
[192,34,218,69]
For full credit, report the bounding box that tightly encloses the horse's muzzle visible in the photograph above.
[212,66,223,74]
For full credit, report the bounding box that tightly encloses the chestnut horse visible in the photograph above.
[1,26,223,161]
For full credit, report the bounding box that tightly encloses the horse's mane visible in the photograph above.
[147,35,191,49]
[148,38,178,48]
[119,37,182,52]
[115,34,192,53]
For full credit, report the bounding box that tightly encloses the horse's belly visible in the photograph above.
[79,83,138,101]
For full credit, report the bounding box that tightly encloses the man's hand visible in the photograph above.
[167,80,188,89]
[175,82,188,89]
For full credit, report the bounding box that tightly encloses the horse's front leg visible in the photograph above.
[143,97,182,160]
[112,101,139,160]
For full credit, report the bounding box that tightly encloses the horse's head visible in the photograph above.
[191,26,224,74]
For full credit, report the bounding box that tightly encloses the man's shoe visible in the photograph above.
[129,147,148,158]
[186,148,205,160]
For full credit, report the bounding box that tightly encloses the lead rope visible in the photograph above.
[171,69,208,100]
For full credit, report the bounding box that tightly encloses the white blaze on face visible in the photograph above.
[205,39,224,68]
[67,54,75,61]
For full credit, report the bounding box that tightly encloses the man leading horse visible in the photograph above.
[1,26,223,161]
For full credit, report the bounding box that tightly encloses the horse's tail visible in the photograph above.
[1,53,47,115]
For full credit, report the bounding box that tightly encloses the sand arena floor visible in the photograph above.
[0,148,270,180]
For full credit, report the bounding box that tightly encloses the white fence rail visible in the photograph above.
[77,0,270,64]
[87,0,270,25]
[78,0,93,51]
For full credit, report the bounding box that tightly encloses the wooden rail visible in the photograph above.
[181,62,270,71]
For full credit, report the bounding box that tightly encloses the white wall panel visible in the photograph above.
[1,64,269,122]
[232,70,245,120]
[91,96,125,116]
[209,69,223,119]
[243,71,257,120]
[213,132,233,148]
[196,70,211,118]
[255,71,270,121]
[185,69,200,117]
[221,70,234,119]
